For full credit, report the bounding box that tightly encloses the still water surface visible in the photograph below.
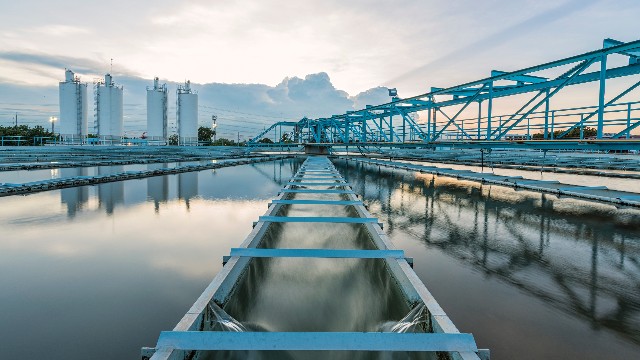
[335,158,640,360]
[0,159,298,359]
[1,157,639,359]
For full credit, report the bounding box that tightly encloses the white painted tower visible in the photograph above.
[58,69,88,142]
[95,73,123,143]
[147,77,168,144]
[177,80,198,145]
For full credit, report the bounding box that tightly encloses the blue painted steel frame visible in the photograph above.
[258,216,378,223]
[229,248,405,258]
[156,331,479,352]
[248,39,640,149]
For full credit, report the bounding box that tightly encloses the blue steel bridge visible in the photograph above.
[2,38,640,360]
[248,38,640,152]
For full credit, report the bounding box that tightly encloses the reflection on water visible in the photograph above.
[179,171,199,208]
[98,165,124,214]
[335,159,640,360]
[0,159,300,360]
[60,168,89,217]
[55,160,298,218]
[148,163,169,212]
[203,163,432,360]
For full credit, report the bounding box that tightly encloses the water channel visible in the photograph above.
[0,157,638,359]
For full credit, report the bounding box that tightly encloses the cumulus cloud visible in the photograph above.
[351,87,391,110]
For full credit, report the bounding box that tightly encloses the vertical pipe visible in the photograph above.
[389,114,394,142]
[477,100,482,140]
[597,55,607,139]
[527,118,530,139]
[487,82,493,139]
[627,102,632,139]
[345,118,350,143]
[427,103,432,140]
[432,108,437,141]
[544,89,550,140]
[402,113,406,143]
[580,114,584,140]
[551,111,555,140]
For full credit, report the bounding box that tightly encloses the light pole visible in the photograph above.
[49,116,57,134]
[211,115,217,143]
[49,116,57,144]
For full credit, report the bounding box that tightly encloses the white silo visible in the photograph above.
[58,69,88,143]
[95,73,123,144]
[176,80,198,146]
[147,77,168,144]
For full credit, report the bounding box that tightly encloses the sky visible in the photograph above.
[1,0,639,138]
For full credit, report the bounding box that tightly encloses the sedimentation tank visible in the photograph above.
[177,80,198,146]
[95,74,123,144]
[58,69,88,142]
[147,77,168,144]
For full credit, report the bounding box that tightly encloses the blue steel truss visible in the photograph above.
[248,39,640,149]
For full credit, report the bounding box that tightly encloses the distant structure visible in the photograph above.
[94,74,123,144]
[147,77,168,144]
[58,69,88,143]
[176,80,198,145]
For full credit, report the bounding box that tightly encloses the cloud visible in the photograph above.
[30,25,91,36]
[351,87,391,110]
[0,68,388,140]
[0,51,139,78]
[388,0,601,87]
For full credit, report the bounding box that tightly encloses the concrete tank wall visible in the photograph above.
[147,78,167,141]
[177,92,198,144]
[96,74,123,141]
[58,70,88,139]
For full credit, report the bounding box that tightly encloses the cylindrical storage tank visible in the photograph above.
[177,80,198,146]
[58,69,88,142]
[96,74,124,143]
[147,77,168,144]
[111,85,123,139]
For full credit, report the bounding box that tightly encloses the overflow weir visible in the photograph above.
[142,156,488,360]
[345,157,640,208]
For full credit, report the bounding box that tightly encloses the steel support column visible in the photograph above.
[597,55,608,139]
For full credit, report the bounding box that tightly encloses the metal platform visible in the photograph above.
[142,156,488,360]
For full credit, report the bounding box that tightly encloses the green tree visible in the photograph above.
[198,126,215,144]
[258,138,274,144]
[0,124,56,145]
[532,126,597,140]
[168,134,179,145]
[212,138,235,146]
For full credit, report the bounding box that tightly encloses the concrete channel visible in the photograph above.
[346,157,640,208]
[142,156,488,360]
[0,155,291,197]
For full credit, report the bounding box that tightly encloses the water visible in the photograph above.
[0,159,299,359]
[335,158,640,360]
[0,160,219,184]
[1,156,639,359]
[396,159,640,193]
[202,162,431,360]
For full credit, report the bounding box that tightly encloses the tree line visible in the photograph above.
[0,125,56,145]
[531,126,597,139]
